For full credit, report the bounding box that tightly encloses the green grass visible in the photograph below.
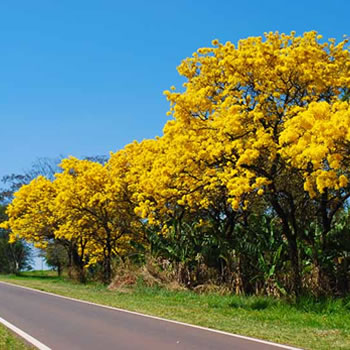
[0,323,33,349]
[1,271,349,350]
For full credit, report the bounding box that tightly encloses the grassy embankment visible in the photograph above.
[0,324,32,349]
[0,271,349,350]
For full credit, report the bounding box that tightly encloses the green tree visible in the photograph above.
[0,205,32,273]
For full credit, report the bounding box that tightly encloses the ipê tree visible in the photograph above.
[0,176,58,248]
[125,134,248,288]
[160,31,350,295]
[0,176,87,279]
[54,156,143,283]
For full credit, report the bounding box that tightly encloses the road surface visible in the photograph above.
[0,281,299,350]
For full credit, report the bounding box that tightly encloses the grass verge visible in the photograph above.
[0,271,349,350]
[0,323,33,349]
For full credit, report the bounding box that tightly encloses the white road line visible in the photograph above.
[0,316,51,350]
[0,280,302,350]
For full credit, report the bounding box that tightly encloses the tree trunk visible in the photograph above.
[72,247,86,283]
[269,193,302,296]
[103,227,113,284]
[286,233,302,296]
[57,263,62,277]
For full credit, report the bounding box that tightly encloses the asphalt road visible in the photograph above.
[0,282,298,350]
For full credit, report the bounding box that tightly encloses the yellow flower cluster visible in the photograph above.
[280,101,350,195]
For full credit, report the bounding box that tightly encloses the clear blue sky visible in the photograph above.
[0,0,349,178]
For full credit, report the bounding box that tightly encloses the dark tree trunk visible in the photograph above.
[72,247,86,283]
[285,233,301,296]
[57,263,62,277]
[103,227,113,284]
[269,192,302,296]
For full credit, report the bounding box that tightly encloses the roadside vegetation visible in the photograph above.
[1,31,350,349]
[0,271,349,350]
[0,323,32,350]
[0,206,32,274]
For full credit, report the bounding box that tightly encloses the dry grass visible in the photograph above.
[108,259,186,292]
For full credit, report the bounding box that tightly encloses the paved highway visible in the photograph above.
[0,282,299,350]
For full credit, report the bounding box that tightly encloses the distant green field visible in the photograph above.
[1,271,349,350]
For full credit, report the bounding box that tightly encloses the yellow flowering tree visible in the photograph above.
[157,31,350,293]
[1,176,57,247]
[123,133,241,244]
[54,156,142,282]
[0,175,95,280]
[2,156,143,283]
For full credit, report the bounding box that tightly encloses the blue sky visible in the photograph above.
[0,0,349,179]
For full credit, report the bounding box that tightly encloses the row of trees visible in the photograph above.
[2,31,350,295]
